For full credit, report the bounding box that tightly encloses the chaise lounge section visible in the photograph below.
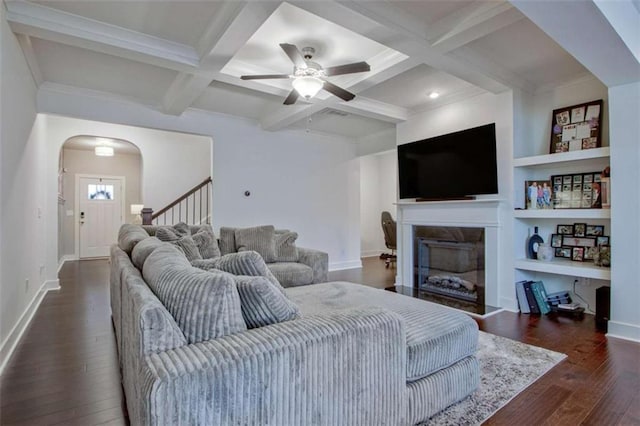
[111,224,480,425]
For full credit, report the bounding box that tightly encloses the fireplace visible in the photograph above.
[415,226,485,305]
[395,199,503,315]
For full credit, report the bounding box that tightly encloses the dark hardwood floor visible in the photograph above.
[1,256,638,425]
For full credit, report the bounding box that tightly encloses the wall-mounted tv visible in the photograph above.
[398,123,498,200]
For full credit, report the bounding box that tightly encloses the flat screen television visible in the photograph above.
[398,123,498,200]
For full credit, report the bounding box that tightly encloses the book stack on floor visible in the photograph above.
[515,281,585,317]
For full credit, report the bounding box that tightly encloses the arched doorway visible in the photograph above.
[58,136,143,259]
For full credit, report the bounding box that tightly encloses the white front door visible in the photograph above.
[79,176,123,258]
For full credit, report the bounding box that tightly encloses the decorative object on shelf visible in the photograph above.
[551,171,603,209]
[525,180,553,209]
[549,99,603,154]
[554,222,610,263]
[538,244,555,261]
[594,245,611,267]
[527,226,544,259]
[600,166,611,209]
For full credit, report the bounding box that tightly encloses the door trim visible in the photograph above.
[74,174,126,258]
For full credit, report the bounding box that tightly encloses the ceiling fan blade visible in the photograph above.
[323,61,370,76]
[323,81,355,102]
[280,43,307,68]
[240,74,290,80]
[283,89,299,105]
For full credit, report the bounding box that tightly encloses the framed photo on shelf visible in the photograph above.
[549,99,603,154]
[552,172,602,209]
[557,224,574,235]
[584,247,599,261]
[573,223,587,237]
[555,247,571,258]
[586,225,604,236]
[550,234,563,248]
[572,247,585,261]
[562,236,596,248]
[597,236,610,246]
[525,180,553,209]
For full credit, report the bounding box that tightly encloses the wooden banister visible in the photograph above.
[151,177,212,220]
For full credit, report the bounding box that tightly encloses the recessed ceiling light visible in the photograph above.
[429,91,440,99]
[95,146,114,156]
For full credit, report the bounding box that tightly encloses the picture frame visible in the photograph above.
[551,172,602,209]
[573,223,587,237]
[550,234,563,248]
[555,247,572,258]
[586,225,604,236]
[572,247,585,261]
[597,236,610,246]
[549,99,603,154]
[562,236,596,248]
[557,224,574,235]
[601,177,610,208]
[584,246,598,261]
[525,180,553,209]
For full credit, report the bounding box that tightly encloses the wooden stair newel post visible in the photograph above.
[141,208,154,225]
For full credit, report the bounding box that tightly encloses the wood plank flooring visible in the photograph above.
[1,256,638,425]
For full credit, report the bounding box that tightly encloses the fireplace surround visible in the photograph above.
[396,199,503,313]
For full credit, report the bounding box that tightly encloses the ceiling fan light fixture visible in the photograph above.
[95,146,114,157]
[292,76,323,99]
[429,91,440,99]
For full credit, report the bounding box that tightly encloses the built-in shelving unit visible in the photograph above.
[513,146,612,299]
[514,258,611,280]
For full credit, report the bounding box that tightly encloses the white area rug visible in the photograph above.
[423,331,567,425]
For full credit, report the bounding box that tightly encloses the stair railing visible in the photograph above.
[142,177,212,225]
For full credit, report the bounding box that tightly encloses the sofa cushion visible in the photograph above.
[275,231,299,262]
[118,224,149,254]
[191,251,284,293]
[268,262,314,288]
[172,236,203,262]
[219,227,237,255]
[234,275,300,328]
[235,225,277,263]
[286,282,478,381]
[192,226,221,259]
[131,237,165,270]
[143,245,246,344]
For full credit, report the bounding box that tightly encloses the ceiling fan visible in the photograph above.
[240,43,370,105]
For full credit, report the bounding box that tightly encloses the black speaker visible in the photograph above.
[595,286,610,332]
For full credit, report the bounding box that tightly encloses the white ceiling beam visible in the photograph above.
[5,0,199,72]
[292,1,511,94]
[511,0,640,87]
[429,2,525,53]
[331,97,409,123]
[260,103,327,131]
[160,1,281,115]
[15,34,43,86]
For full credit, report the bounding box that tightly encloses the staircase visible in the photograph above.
[142,177,212,225]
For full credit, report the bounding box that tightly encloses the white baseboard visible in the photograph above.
[361,249,388,258]
[606,320,640,343]
[329,260,363,271]
[0,279,60,375]
[57,254,78,273]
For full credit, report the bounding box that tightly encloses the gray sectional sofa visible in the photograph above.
[111,224,480,425]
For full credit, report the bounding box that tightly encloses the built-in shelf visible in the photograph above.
[515,258,611,280]
[513,209,611,219]
[513,147,610,168]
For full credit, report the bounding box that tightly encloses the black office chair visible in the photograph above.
[381,211,397,268]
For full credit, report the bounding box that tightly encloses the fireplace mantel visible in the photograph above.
[395,199,505,309]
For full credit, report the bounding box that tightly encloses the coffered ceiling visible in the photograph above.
[7,0,600,140]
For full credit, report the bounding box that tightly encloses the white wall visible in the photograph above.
[608,81,640,341]
[60,148,142,257]
[360,151,397,257]
[0,7,50,368]
[396,91,515,308]
[37,88,363,271]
